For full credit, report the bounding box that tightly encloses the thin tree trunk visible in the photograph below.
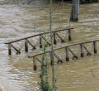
[70,0,80,22]
[50,0,55,90]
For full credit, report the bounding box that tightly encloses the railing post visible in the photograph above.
[25,39,28,52]
[93,41,97,54]
[39,36,42,48]
[80,44,84,57]
[53,32,57,44]
[68,29,71,41]
[33,57,37,70]
[8,43,11,55]
[66,47,69,61]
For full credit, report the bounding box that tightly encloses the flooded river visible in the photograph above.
[1,0,99,91]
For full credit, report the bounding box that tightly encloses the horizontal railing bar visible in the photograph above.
[54,39,99,50]
[5,28,74,44]
[28,39,99,58]
[28,52,50,58]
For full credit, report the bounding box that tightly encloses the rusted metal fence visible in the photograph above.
[28,40,98,70]
[5,27,74,55]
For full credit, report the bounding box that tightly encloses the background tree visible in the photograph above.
[70,0,80,22]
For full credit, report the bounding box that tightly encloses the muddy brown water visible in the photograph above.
[0,0,99,91]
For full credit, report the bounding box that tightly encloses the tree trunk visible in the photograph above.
[70,0,80,22]
[50,0,55,90]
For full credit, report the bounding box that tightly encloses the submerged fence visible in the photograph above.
[28,39,98,70]
[5,27,74,55]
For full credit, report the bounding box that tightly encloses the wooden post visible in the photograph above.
[39,36,42,48]
[33,57,37,70]
[53,32,57,44]
[68,29,71,41]
[8,43,11,55]
[25,39,28,52]
[93,41,97,54]
[66,47,69,61]
[80,44,84,57]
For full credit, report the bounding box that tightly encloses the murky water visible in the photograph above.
[1,0,99,91]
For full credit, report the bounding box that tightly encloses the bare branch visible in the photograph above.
[51,2,61,13]
[51,0,64,13]
[91,68,95,78]
[41,5,50,14]
[90,68,99,83]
